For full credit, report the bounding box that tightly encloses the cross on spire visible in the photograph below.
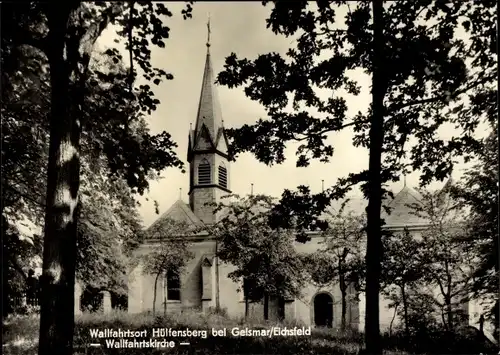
[206,13,211,48]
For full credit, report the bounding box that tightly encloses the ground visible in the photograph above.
[2,311,497,355]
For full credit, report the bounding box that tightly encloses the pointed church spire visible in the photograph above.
[192,15,224,145]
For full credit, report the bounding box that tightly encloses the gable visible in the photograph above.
[194,124,215,150]
[201,254,215,267]
[215,128,229,154]
[147,200,203,233]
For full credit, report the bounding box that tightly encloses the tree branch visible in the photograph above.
[387,75,494,113]
[292,121,358,142]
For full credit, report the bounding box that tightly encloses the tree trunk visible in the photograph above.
[441,306,448,330]
[340,275,347,331]
[152,272,161,315]
[38,6,83,355]
[163,275,167,316]
[364,1,385,354]
[38,5,123,355]
[263,292,269,321]
[215,243,220,312]
[245,296,249,318]
[445,298,453,331]
[389,303,399,337]
[401,286,409,338]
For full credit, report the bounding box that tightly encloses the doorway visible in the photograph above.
[313,293,333,328]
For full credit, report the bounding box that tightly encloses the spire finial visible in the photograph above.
[206,13,211,48]
[251,183,254,196]
[449,151,454,175]
[321,179,324,192]
[403,173,407,187]
[179,188,182,199]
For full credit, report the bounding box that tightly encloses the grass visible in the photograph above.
[2,310,497,355]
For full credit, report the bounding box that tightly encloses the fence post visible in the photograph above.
[103,291,112,314]
[75,283,82,315]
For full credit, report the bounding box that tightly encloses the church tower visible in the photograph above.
[187,19,231,225]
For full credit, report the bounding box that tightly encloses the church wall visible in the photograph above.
[217,262,245,318]
[129,219,472,332]
[128,239,217,313]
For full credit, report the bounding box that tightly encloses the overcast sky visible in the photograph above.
[97,2,483,228]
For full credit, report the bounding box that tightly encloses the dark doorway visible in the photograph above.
[314,293,333,328]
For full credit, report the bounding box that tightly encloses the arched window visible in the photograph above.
[218,163,228,189]
[166,268,180,301]
[198,159,211,185]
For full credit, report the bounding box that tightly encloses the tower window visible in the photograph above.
[218,164,228,189]
[166,268,180,301]
[198,159,211,185]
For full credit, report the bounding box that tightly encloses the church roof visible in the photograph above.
[318,185,430,228]
[382,186,428,227]
[146,199,203,232]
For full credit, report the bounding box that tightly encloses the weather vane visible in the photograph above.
[206,13,211,47]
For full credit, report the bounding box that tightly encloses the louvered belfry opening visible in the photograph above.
[198,159,211,184]
[218,164,227,189]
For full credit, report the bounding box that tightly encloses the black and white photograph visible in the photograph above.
[1,1,498,354]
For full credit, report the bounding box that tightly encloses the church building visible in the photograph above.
[73,27,480,333]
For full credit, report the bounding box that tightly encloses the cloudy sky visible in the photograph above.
[97,2,481,228]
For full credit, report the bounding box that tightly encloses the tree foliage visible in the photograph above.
[210,194,308,319]
[381,229,426,337]
[453,126,498,324]
[216,0,496,235]
[409,187,475,331]
[1,46,148,299]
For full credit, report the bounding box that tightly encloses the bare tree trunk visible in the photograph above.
[245,296,249,318]
[364,1,385,354]
[152,272,161,315]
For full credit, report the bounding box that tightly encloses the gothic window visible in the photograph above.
[198,159,211,185]
[166,269,181,301]
[218,163,227,189]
